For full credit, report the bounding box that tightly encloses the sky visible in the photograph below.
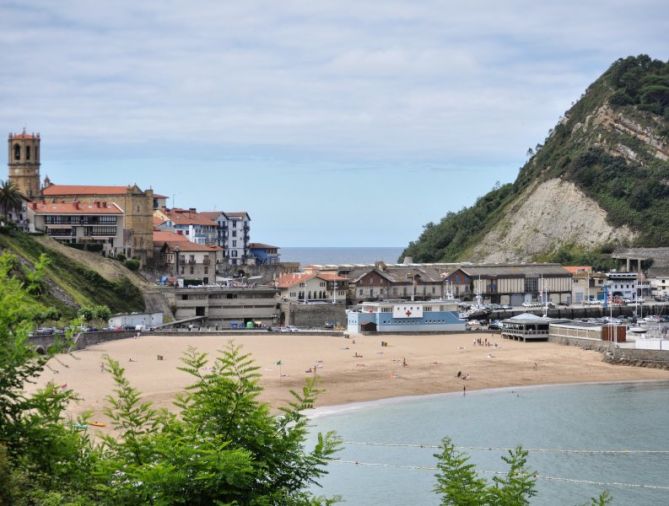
[1,1,667,247]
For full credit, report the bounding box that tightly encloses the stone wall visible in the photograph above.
[282,302,346,328]
[549,335,669,370]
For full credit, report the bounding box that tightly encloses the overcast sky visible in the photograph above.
[1,1,667,246]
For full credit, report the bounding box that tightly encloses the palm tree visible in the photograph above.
[0,179,23,224]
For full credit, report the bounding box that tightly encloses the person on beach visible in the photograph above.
[463,385,466,396]
[402,357,407,367]
[100,362,104,373]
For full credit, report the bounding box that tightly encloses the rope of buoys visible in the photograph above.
[342,440,669,455]
[332,459,669,491]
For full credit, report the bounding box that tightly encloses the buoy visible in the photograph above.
[89,421,107,428]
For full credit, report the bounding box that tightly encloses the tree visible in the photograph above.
[434,437,611,505]
[92,345,341,505]
[0,252,341,504]
[0,179,23,223]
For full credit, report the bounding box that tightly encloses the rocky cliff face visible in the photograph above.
[402,55,669,264]
[468,178,637,262]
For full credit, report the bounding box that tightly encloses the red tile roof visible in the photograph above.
[276,273,316,288]
[153,230,189,244]
[30,201,123,215]
[42,185,134,196]
[198,211,223,221]
[563,266,593,274]
[163,241,222,252]
[317,272,348,282]
[165,209,218,226]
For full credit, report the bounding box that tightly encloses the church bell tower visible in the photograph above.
[8,129,41,199]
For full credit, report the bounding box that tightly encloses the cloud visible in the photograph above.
[1,1,666,245]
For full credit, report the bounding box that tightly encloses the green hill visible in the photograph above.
[402,55,669,265]
[0,228,145,317]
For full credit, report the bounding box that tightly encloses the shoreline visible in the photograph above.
[306,378,669,419]
[29,332,669,426]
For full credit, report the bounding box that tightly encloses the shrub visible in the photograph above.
[124,259,140,271]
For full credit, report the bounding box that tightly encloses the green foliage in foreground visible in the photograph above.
[0,251,341,504]
[435,438,612,506]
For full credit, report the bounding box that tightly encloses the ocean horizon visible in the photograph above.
[280,246,405,266]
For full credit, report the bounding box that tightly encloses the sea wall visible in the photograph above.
[29,329,344,353]
[549,335,669,370]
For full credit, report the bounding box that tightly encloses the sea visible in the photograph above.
[308,381,669,505]
[280,247,405,266]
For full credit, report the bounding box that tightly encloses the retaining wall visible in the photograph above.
[549,335,669,369]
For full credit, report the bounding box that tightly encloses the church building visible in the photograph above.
[7,130,155,263]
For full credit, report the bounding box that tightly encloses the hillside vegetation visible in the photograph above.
[402,55,669,264]
[0,228,145,316]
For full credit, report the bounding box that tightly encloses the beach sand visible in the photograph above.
[34,332,669,427]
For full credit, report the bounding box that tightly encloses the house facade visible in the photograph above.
[277,272,348,302]
[42,183,155,263]
[174,286,279,328]
[248,243,280,265]
[154,231,223,286]
[445,264,573,305]
[347,300,465,334]
[156,208,219,245]
[347,264,451,303]
[28,201,126,255]
[216,212,251,265]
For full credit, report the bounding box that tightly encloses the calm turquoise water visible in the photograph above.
[281,247,404,266]
[308,382,669,505]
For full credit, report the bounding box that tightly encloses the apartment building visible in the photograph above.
[28,201,126,255]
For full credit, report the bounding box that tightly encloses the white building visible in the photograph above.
[277,272,348,303]
[606,272,649,301]
[216,212,251,266]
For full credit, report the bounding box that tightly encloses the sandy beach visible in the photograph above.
[34,332,669,426]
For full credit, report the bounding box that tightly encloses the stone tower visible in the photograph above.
[8,129,41,198]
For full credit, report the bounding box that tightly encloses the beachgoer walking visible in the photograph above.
[402,357,407,367]
[463,385,466,396]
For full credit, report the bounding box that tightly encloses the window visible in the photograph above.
[204,266,208,274]
[233,240,237,247]
[232,231,237,237]
[190,265,194,274]
[26,145,31,160]
[13,144,20,160]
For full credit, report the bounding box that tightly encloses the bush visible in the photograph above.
[124,259,140,271]
[115,253,126,262]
